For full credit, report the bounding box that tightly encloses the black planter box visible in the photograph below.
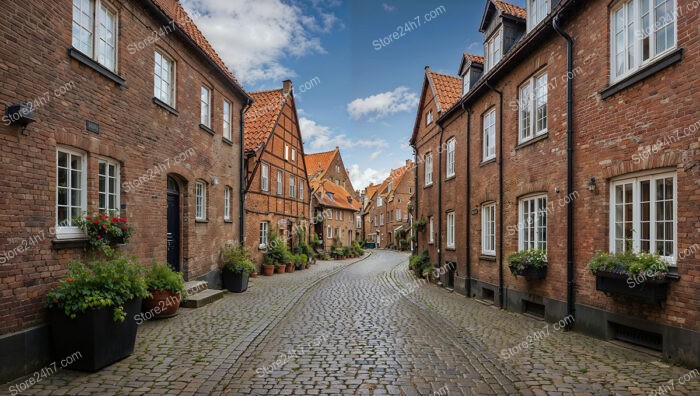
[509,265,547,280]
[222,269,249,293]
[49,298,141,372]
[595,271,670,303]
[98,230,125,246]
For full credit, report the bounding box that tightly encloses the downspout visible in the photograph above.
[485,80,504,309]
[437,125,445,281]
[553,13,576,330]
[412,145,419,255]
[239,98,252,245]
[461,102,472,297]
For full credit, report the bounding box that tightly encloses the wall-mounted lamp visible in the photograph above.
[588,177,597,191]
[211,177,220,186]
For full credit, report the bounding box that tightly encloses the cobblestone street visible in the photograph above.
[9,250,700,395]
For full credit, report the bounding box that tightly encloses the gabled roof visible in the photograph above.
[243,89,287,151]
[480,0,527,32]
[150,0,247,98]
[314,180,361,211]
[410,67,461,145]
[305,148,338,180]
[459,53,486,77]
[381,161,414,201]
[464,53,485,65]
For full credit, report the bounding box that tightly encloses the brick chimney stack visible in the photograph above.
[283,80,292,94]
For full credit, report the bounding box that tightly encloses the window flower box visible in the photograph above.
[588,251,671,303]
[594,270,670,303]
[507,249,547,280]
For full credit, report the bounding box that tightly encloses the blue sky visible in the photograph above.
[183,0,525,190]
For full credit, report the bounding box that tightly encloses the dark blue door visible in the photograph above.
[167,177,181,272]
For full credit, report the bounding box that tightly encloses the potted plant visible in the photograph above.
[74,212,134,248]
[294,254,304,271]
[409,251,431,280]
[222,245,256,292]
[263,232,285,275]
[143,262,186,319]
[587,251,670,303]
[507,249,548,279]
[46,255,149,371]
[284,251,295,273]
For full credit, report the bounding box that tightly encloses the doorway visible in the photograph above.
[166,176,181,272]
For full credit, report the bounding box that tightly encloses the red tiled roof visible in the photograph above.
[464,53,485,65]
[244,89,286,151]
[305,148,338,179]
[315,180,360,211]
[427,70,463,113]
[493,0,527,19]
[150,0,245,91]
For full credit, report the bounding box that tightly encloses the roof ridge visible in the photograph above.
[250,88,285,95]
[428,70,461,79]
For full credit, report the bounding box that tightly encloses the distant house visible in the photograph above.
[243,81,310,265]
[364,161,415,249]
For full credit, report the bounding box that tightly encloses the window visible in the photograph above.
[388,181,393,193]
[425,152,433,186]
[291,148,297,162]
[276,170,283,195]
[462,73,470,95]
[260,222,269,245]
[446,212,455,248]
[396,208,402,221]
[285,145,290,161]
[611,0,677,82]
[528,0,551,31]
[56,148,86,237]
[154,51,175,106]
[374,215,377,226]
[482,203,496,255]
[519,72,548,143]
[223,186,231,221]
[446,138,456,178]
[72,0,117,71]
[327,225,332,238]
[200,86,211,127]
[289,175,296,198]
[336,165,340,173]
[483,109,496,161]
[485,28,502,71]
[98,159,119,213]
[340,211,343,221]
[299,180,304,201]
[429,216,435,244]
[380,214,384,225]
[426,110,433,125]
[519,195,547,251]
[223,100,232,140]
[335,210,339,220]
[611,172,676,264]
[195,181,207,220]
[356,216,362,228]
[261,163,269,191]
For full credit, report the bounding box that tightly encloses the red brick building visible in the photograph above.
[411,0,699,365]
[364,161,415,249]
[243,82,310,265]
[0,0,249,381]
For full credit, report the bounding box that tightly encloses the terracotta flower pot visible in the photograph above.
[275,265,286,274]
[262,264,275,276]
[286,263,294,272]
[142,290,181,319]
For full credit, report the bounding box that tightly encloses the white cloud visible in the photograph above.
[382,3,396,12]
[181,0,338,85]
[300,117,387,151]
[348,164,388,191]
[369,150,383,161]
[347,87,419,121]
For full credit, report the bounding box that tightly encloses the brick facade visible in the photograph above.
[364,161,415,249]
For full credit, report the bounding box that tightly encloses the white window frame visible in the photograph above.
[518,72,548,143]
[223,186,231,221]
[527,0,551,32]
[609,171,677,266]
[396,208,402,221]
[261,163,269,192]
[518,194,548,251]
[446,212,455,248]
[429,216,435,244]
[380,213,384,225]
[56,148,87,239]
[260,221,269,245]
[154,50,176,107]
[285,145,290,161]
[377,197,383,207]
[446,138,456,178]
[289,175,296,198]
[356,216,362,228]
[98,158,120,214]
[340,211,343,221]
[462,73,470,95]
[327,225,333,238]
[485,27,502,72]
[291,148,297,162]
[195,181,207,220]
[481,203,496,256]
[200,86,211,127]
[610,0,677,83]
[299,180,304,201]
[426,110,433,125]
[483,109,496,161]
[425,152,433,186]
[276,170,283,195]
[72,0,118,71]
[223,99,232,140]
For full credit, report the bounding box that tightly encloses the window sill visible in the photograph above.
[515,132,549,150]
[480,158,496,167]
[68,48,125,85]
[195,219,209,224]
[153,98,179,116]
[480,255,497,262]
[424,183,434,189]
[222,137,233,146]
[601,48,683,100]
[224,219,234,224]
[445,246,456,251]
[199,124,215,136]
[445,175,456,182]
[51,238,88,250]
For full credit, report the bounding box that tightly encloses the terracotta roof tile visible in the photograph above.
[315,180,360,211]
[304,148,338,179]
[243,89,286,151]
[493,0,527,19]
[464,53,485,65]
[427,70,463,112]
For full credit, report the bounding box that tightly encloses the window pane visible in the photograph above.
[97,5,116,70]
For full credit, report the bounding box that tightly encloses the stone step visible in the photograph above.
[181,289,225,308]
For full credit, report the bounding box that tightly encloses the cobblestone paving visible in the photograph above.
[8,250,700,395]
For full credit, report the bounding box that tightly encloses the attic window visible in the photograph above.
[462,73,470,96]
[527,0,550,32]
[326,192,334,201]
[485,27,502,72]
[426,110,433,125]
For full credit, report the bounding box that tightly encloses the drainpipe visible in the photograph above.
[461,102,472,297]
[412,146,419,255]
[553,13,576,330]
[239,98,252,245]
[485,80,504,309]
[437,125,445,282]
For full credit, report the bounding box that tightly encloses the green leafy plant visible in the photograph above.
[587,251,668,277]
[412,216,427,232]
[263,232,287,265]
[351,241,364,256]
[409,250,432,279]
[144,262,187,298]
[223,245,256,275]
[507,249,547,274]
[46,255,149,322]
[73,212,134,249]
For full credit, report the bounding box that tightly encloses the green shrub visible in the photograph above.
[223,245,256,275]
[46,255,149,322]
[144,262,187,297]
[409,251,431,278]
[263,232,287,265]
[587,251,668,277]
[507,249,547,273]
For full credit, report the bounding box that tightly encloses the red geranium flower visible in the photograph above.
[121,226,126,231]
[93,219,99,224]
[66,278,73,283]
[86,217,92,221]
[53,299,59,304]
[96,235,101,239]
[102,224,107,229]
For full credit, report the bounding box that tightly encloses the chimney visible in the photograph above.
[283,80,292,94]
[405,159,410,166]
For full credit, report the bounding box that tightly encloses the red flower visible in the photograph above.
[53,299,59,304]
[86,217,92,221]
[102,224,107,229]
[96,235,101,239]
[111,218,118,223]
[66,278,72,283]
[93,219,99,224]
[121,226,126,231]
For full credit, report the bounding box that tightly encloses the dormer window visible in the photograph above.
[484,28,502,72]
[426,110,434,125]
[462,73,470,95]
[527,0,550,32]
